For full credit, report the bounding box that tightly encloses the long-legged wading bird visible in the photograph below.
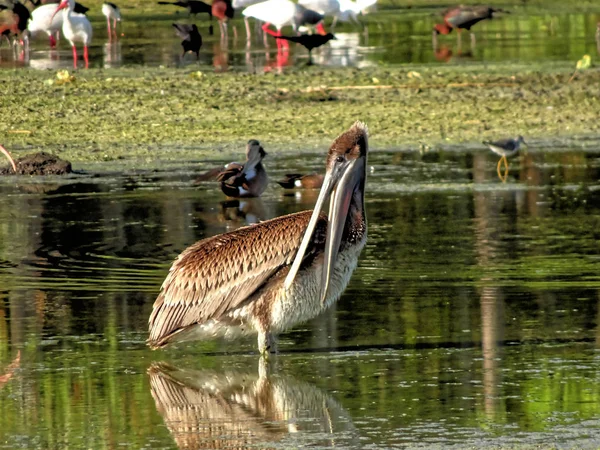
[276,32,335,64]
[148,121,369,355]
[101,2,121,37]
[433,6,507,48]
[173,22,202,59]
[483,135,526,182]
[216,139,269,198]
[51,0,92,68]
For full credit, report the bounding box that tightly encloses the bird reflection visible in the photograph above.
[219,197,272,226]
[102,40,121,67]
[148,361,356,449]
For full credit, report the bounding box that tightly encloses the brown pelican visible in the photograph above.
[148,121,368,354]
[148,362,356,448]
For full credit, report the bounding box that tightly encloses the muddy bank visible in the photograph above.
[0,152,72,175]
[1,64,599,164]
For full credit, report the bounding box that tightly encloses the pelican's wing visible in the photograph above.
[148,210,326,347]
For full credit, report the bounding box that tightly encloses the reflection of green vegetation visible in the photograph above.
[2,65,600,166]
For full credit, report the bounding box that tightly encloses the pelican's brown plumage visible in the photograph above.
[148,121,369,354]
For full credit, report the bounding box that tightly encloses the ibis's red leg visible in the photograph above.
[83,45,89,68]
[49,34,56,48]
[72,45,77,68]
[106,16,111,37]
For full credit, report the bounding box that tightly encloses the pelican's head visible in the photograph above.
[285,121,369,302]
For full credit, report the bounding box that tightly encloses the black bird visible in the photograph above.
[276,32,336,64]
[293,5,325,33]
[28,0,90,14]
[173,23,202,59]
[158,0,212,18]
[0,1,31,41]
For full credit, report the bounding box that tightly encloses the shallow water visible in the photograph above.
[0,144,599,448]
[1,7,599,70]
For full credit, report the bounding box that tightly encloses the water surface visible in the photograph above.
[2,7,599,70]
[0,144,599,448]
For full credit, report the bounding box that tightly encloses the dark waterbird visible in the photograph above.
[216,139,268,198]
[0,1,30,43]
[32,0,89,13]
[483,135,526,182]
[147,122,369,355]
[173,22,202,59]
[278,173,324,189]
[433,6,508,47]
[276,32,335,64]
[293,4,326,34]
[158,0,211,18]
[211,0,234,39]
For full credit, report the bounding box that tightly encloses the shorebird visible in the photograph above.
[173,22,202,59]
[101,2,121,38]
[433,6,507,48]
[216,139,268,198]
[51,0,92,68]
[147,121,369,355]
[483,135,526,182]
[276,32,335,64]
[278,173,324,189]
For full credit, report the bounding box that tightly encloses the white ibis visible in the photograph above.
[147,121,369,355]
[101,2,121,38]
[27,3,64,47]
[51,0,92,68]
[242,0,296,48]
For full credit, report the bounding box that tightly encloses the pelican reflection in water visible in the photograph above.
[148,121,369,354]
[148,362,356,449]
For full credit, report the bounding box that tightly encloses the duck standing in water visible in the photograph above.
[217,139,268,198]
[147,122,369,355]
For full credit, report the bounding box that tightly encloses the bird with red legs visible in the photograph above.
[433,6,508,50]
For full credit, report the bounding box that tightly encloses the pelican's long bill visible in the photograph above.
[0,145,17,173]
[284,122,368,303]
